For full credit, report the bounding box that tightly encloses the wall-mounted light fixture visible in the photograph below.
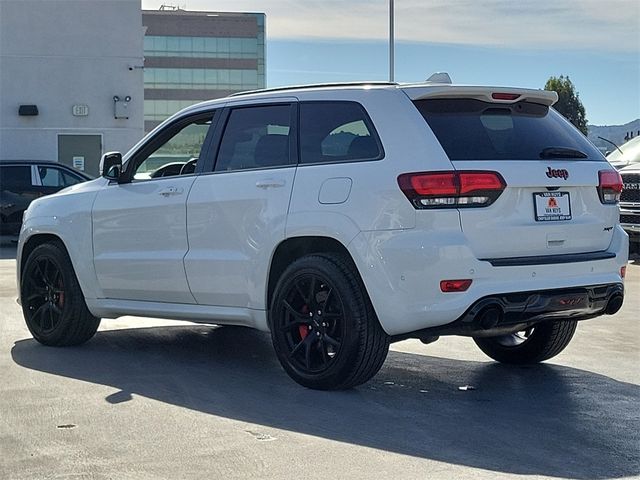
[18,104,39,116]
[113,95,131,119]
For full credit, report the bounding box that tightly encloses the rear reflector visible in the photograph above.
[598,170,623,204]
[440,279,473,292]
[492,92,521,101]
[398,171,506,209]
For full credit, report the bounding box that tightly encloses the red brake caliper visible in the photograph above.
[299,304,310,339]
[57,279,65,308]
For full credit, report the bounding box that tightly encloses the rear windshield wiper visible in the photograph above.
[540,147,588,159]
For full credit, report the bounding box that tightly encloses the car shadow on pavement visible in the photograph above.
[11,325,640,480]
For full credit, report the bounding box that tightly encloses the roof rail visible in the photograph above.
[229,81,398,97]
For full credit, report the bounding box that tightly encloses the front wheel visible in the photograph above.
[473,320,577,364]
[269,253,389,390]
[21,241,101,346]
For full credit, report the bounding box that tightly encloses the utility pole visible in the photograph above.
[389,0,395,82]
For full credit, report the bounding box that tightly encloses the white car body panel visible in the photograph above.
[92,175,198,303]
[184,166,296,308]
[349,225,627,335]
[452,160,619,259]
[17,178,105,300]
[85,298,269,331]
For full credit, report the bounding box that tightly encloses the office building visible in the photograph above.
[143,8,266,132]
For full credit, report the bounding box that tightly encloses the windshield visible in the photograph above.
[414,98,604,161]
[606,136,640,166]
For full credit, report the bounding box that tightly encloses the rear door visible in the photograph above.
[412,95,618,259]
[184,100,297,308]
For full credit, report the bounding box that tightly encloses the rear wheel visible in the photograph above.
[473,320,577,364]
[269,253,389,390]
[21,241,100,346]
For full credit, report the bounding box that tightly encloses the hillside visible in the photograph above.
[588,119,640,153]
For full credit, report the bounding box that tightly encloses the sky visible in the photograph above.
[142,0,640,126]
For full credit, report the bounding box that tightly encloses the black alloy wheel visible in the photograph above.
[473,320,577,364]
[21,242,101,346]
[270,253,389,390]
[276,272,345,374]
[23,255,66,334]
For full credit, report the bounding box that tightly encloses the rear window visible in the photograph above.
[414,99,603,161]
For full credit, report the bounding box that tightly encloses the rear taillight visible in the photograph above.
[398,171,506,209]
[598,170,623,204]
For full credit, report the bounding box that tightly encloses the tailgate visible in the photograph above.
[453,160,618,258]
[411,93,620,259]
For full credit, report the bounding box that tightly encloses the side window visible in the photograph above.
[215,104,292,172]
[132,113,214,180]
[299,102,382,164]
[38,166,62,187]
[60,170,85,187]
[38,166,82,187]
[0,166,32,193]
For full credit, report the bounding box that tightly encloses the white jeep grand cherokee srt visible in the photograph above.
[17,81,628,390]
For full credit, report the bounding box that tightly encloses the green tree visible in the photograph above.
[544,75,588,135]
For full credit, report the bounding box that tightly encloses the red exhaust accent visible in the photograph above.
[598,170,623,204]
[440,279,473,292]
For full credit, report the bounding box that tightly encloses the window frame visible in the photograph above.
[121,110,219,183]
[297,100,385,166]
[200,102,299,175]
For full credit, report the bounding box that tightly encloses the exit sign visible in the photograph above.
[72,104,89,116]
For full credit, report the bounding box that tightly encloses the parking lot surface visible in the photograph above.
[1,238,638,479]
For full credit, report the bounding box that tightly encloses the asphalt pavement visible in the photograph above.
[1,237,638,480]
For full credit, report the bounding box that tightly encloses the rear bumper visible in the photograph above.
[394,283,624,340]
[348,225,628,336]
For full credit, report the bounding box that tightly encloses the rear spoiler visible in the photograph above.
[401,85,558,106]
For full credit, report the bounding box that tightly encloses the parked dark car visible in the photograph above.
[0,160,91,235]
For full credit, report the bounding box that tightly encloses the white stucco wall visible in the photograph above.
[0,0,144,168]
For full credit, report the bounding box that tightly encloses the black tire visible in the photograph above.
[21,241,100,346]
[473,320,577,364]
[269,253,390,390]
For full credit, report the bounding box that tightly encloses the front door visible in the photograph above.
[92,112,216,303]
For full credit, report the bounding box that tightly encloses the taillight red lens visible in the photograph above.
[598,170,623,204]
[440,279,473,292]
[459,172,505,194]
[398,171,506,209]
[409,172,457,196]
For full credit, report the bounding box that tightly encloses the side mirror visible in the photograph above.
[100,152,122,180]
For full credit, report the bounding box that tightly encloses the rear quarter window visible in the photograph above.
[299,101,383,164]
[413,99,603,161]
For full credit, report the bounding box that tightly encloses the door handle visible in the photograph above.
[158,186,183,196]
[256,179,286,189]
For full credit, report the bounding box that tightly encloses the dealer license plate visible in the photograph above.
[533,192,571,221]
